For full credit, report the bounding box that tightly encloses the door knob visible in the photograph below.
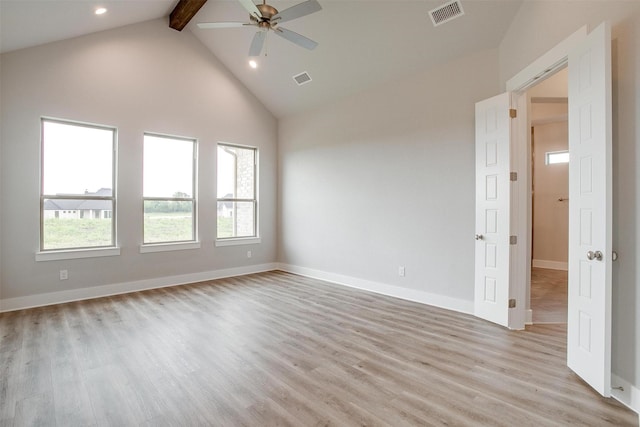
[475,234,484,240]
[587,250,603,261]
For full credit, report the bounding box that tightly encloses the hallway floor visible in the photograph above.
[531,267,568,324]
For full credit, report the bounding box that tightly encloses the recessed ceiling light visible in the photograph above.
[249,60,258,69]
[95,7,107,15]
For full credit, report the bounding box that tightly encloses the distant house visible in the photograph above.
[217,193,234,218]
[43,188,112,219]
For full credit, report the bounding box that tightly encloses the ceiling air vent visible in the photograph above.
[293,71,312,86]
[429,0,464,27]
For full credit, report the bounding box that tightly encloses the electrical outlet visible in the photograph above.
[59,269,68,280]
[398,266,405,277]
[247,250,252,259]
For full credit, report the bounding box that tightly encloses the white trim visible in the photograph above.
[611,374,640,416]
[506,26,587,92]
[36,247,120,262]
[215,237,261,247]
[510,91,528,330]
[277,263,473,315]
[525,309,533,325]
[140,241,201,253]
[532,259,568,271]
[0,263,277,313]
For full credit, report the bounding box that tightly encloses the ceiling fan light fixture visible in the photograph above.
[198,0,322,57]
[94,7,107,15]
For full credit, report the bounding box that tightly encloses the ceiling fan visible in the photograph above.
[197,0,321,57]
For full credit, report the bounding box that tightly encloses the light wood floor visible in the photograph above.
[531,267,568,324]
[0,271,637,426]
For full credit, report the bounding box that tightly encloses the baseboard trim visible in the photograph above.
[611,374,640,416]
[532,259,568,271]
[276,263,473,315]
[525,309,533,325]
[0,263,279,313]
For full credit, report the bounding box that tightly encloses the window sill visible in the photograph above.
[36,247,121,262]
[140,241,201,253]
[215,237,261,247]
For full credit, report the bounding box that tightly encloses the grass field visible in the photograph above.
[143,213,193,243]
[43,218,112,249]
[42,214,235,249]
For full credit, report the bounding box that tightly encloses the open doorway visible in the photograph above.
[479,22,613,396]
[527,68,569,324]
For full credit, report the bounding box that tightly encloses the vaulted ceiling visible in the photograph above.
[0,0,523,118]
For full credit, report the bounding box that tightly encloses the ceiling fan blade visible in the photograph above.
[237,0,262,19]
[249,31,267,57]
[197,22,252,29]
[271,0,321,24]
[273,27,318,50]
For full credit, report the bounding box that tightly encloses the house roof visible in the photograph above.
[0,0,523,118]
[44,188,113,211]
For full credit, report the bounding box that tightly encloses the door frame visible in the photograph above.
[505,26,589,327]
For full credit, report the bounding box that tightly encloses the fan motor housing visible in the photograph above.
[257,4,278,20]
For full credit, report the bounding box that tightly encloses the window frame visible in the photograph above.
[142,132,198,247]
[39,117,118,254]
[216,142,259,243]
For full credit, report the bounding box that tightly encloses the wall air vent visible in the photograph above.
[293,71,312,86]
[429,0,464,27]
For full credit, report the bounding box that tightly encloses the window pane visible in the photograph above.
[144,200,194,243]
[42,199,113,249]
[217,145,255,199]
[42,121,113,195]
[217,201,255,238]
[41,119,116,251]
[144,135,194,198]
[546,150,570,164]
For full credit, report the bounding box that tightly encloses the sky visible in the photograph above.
[143,134,194,197]
[43,120,114,195]
[43,120,236,198]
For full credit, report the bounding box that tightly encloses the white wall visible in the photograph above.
[0,51,2,303]
[531,118,569,268]
[500,0,640,407]
[0,19,277,304]
[278,49,500,309]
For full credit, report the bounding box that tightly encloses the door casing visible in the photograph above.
[505,26,589,329]
[504,23,613,398]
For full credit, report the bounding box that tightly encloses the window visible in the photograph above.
[41,118,116,251]
[545,150,570,165]
[143,134,197,244]
[217,143,257,239]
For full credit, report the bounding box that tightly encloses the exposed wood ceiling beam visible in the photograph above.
[169,0,208,31]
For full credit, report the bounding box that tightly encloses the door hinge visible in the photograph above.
[509,108,517,118]
[510,235,517,245]
[509,299,516,308]
[510,172,518,182]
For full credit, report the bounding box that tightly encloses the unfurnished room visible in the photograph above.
[1,0,640,425]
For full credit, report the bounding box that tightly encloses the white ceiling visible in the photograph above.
[1,0,523,118]
[0,0,176,52]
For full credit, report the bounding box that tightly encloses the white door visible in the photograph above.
[474,93,512,327]
[566,22,612,397]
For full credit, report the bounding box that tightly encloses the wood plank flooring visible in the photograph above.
[531,267,568,324]
[0,271,637,426]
